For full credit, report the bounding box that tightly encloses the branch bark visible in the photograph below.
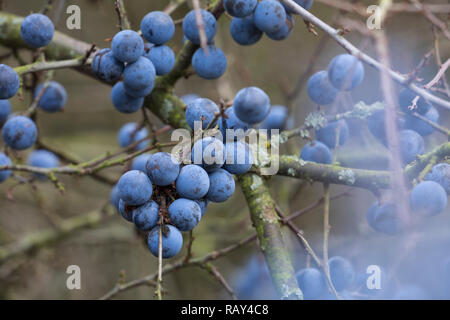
[238,173,302,300]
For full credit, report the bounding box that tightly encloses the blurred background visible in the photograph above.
[0,0,449,299]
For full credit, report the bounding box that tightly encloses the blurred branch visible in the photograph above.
[432,26,450,97]
[0,142,177,178]
[408,111,450,138]
[424,58,450,91]
[35,139,117,186]
[201,263,237,300]
[0,209,109,265]
[409,0,450,41]
[192,0,209,54]
[321,183,340,299]
[373,0,410,226]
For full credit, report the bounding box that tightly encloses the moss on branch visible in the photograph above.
[278,155,392,191]
[239,173,302,300]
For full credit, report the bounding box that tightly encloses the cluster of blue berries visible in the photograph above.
[299,54,364,165]
[228,0,313,46]
[110,140,251,258]
[296,256,355,300]
[109,83,293,259]
[298,51,448,244]
[91,11,176,113]
[366,171,448,236]
[365,90,447,235]
[0,13,64,185]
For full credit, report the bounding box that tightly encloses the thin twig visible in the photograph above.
[202,263,237,300]
[424,58,450,90]
[114,0,131,30]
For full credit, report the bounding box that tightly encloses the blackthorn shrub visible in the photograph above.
[1,0,449,301]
